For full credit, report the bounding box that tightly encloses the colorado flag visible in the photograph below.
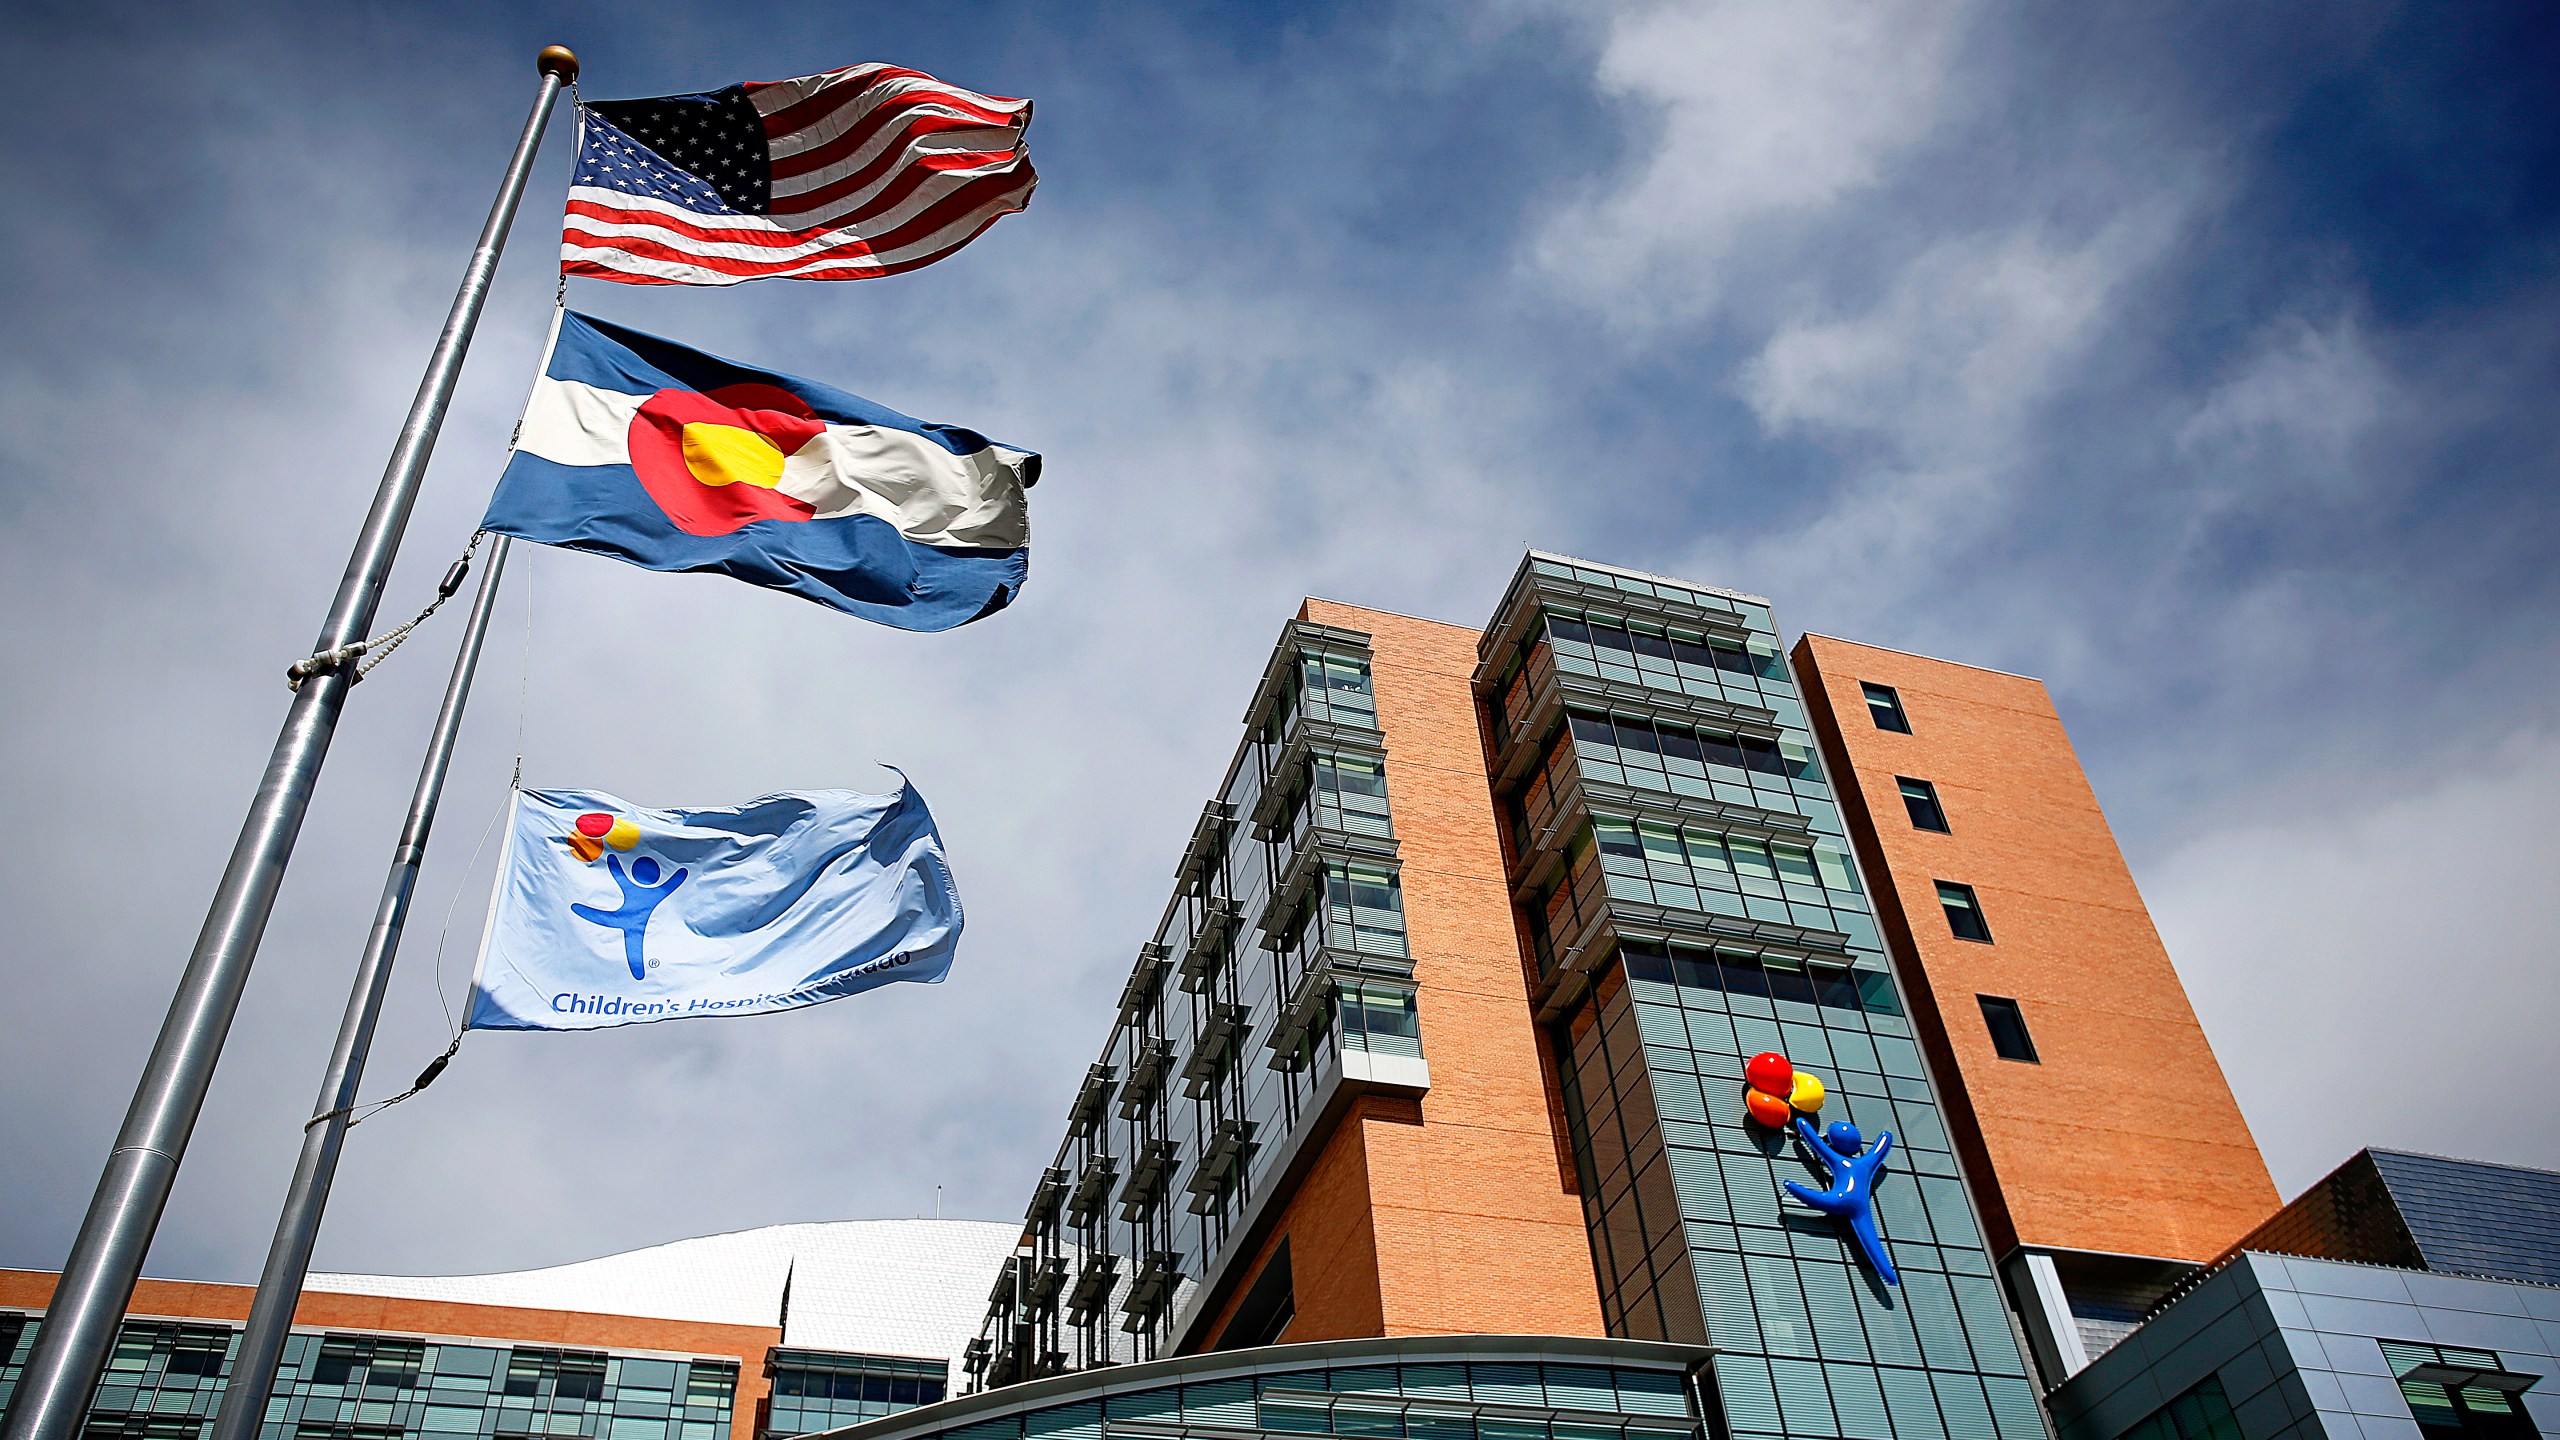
[483,310,1037,629]
[466,780,963,1033]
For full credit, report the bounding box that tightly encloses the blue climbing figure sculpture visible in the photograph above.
[1786,1114,1901,1286]
[571,853,688,980]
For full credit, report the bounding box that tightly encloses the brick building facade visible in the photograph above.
[968,552,2283,1440]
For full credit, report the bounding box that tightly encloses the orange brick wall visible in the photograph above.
[1196,1096,1393,1346]
[1791,636,2279,1264]
[1295,601,1604,1339]
[0,1270,776,1440]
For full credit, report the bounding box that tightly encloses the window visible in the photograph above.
[1862,682,1911,733]
[1898,777,1949,832]
[1617,939,1901,1017]
[1937,881,1992,941]
[1338,983,1420,1056]
[2382,1341,2541,1440]
[2115,1376,2240,1440]
[1978,996,2038,1062]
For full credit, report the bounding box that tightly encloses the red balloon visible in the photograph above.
[576,812,615,838]
[1745,1052,1794,1096]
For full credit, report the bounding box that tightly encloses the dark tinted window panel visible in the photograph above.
[1937,881,1992,942]
[1979,996,2038,1062]
[1898,777,1950,832]
[1615,717,1663,755]
[1863,682,1912,733]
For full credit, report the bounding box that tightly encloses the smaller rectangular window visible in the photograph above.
[1737,735,1789,776]
[1978,996,2038,1062]
[1863,682,1911,733]
[1698,730,1747,770]
[1936,881,1992,942]
[1897,777,1950,832]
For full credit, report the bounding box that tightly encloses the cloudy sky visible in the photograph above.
[3,0,2555,1287]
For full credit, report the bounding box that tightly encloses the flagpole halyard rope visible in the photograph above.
[285,530,489,690]
[300,1033,466,1132]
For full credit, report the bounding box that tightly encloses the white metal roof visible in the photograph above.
[309,1219,1018,1364]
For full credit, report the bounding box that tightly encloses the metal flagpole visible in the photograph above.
[0,47,577,1440]
[204,534,515,1440]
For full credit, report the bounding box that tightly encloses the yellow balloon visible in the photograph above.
[606,817,641,851]
[1790,1072,1827,1113]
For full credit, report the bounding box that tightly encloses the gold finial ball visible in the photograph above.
[537,45,580,81]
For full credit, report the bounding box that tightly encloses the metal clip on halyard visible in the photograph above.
[286,531,489,690]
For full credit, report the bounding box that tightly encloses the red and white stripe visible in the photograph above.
[562,63,1037,287]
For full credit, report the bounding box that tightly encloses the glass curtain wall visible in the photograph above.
[1474,555,2044,1440]
[0,1316,740,1440]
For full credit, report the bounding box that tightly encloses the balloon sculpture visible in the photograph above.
[1743,1050,1824,1125]
[1743,1049,1900,1285]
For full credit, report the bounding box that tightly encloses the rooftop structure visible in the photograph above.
[2219,1149,2560,1290]
[2045,1151,2560,1440]
[1,1220,1016,1440]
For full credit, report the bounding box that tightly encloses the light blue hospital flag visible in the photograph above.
[467,781,961,1032]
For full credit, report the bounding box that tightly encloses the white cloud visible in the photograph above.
[2145,726,2560,1195]
[0,23,1577,1282]
[2175,311,2390,496]
[1532,0,1975,324]
[1743,225,2142,454]
[1678,207,2188,641]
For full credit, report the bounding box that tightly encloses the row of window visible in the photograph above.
[1867,705,2023,1067]
[768,1371,945,1405]
[1592,817,1861,896]
[1547,614,1786,683]
[1568,712,1821,782]
[1618,940,1901,1018]
[0,1320,738,1440]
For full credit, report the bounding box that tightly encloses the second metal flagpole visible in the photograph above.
[205,534,515,1440]
[0,47,576,1440]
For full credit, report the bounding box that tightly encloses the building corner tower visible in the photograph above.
[1790,636,2280,1387]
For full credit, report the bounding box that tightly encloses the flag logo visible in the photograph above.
[481,310,1038,629]
[468,783,964,1032]
[565,809,641,861]
[629,385,829,535]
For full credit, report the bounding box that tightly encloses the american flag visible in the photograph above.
[561,63,1035,286]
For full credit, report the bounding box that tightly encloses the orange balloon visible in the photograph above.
[1745,1088,1793,1128]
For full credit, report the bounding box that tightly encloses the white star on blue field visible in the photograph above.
[0,0,2555,1282]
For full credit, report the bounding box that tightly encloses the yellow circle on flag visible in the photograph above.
[679,423,789,490]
